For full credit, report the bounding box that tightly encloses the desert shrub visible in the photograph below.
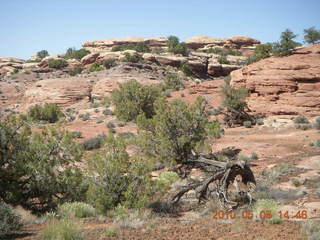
[217,55,230,64]
[58,202,96,219]
[311,139,320,147]
[103,108,113,115]
[0,118,85,214]
[70,131,82,138]
[262,163,295,182]
[291,178,302,187]
[90,102,100,108]
[158,171,179,186]
[304,27,320,44]
[111,79,161,121]
[206,47,225,55]
[256,119,264,125]
[296,124,313,130]
[87,134,156,213]
[222,78,248,112]
[227,48,242,56]
[246,43,273,64]
[180,61,193,76]
[28,103,64,123]
[137,97,223,164]
[0,202,22,236]
[106,121,116,129]
[104,226,118,237]
[42,219,83,240]
[314,117,320,130]
[48,59,68,69]
[68,66,83,76]
[301,220,320,240]
[101,96,111,107]
[118,132,135,139]
[82,134,106,150]
[272,29,301,56]
[121,53,141,63]
[37,50,49,59]
[79,113,90,121]
[103,59,117,69]
[254,199,282,224]
[250,152,259,160]
[111,43,150,53]
[167,36,188,56]
[294,115,309,123]
[162,74,184,91]
[89,62,103,72]
[65,48,90,60]
[243,120,252,128]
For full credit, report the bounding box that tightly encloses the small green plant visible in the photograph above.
[28,103,64,123]
[217,55,230,64]
[82,134,106,150]
[250,152,259,160]
[79,113,90,121]
[103,59,117,69]
[58,202,96,218]
[301,220,320,240]
[104,226,118,237]
[254,199,282,224]
[243,120,252,128]
[121,53,141,63]
[89,62,103,72]
[0,202,22,236]
[158,171,179,185]
[291,178,302,187]
[256,119,264,125]
[37,50,49,59]
[42,219,83,240]
[294,115,309,123]
[180,61,193,76]
[167,36,188,56]
[103,108,113,115]
[162,74,184,91]
[111,42,150,53]
[70,131,82,138]
[106,121,116,129]
[68,66,83,76]
[65,48,90,60]
[314,117,320,130]
[296,124,313,130]
[304,27,320,44]
[48,59,68,69]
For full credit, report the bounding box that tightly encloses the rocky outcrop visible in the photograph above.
[22,78,91,110]
[231,44,320,116]
[0,57,25,75]
[184,36,260,51]
[83,36,167,51]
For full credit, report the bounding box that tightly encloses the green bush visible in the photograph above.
[87,134,156,213]
[272,29,301,56]
[246,43,273,64]
[206,47,225,55]
[79,113,90,121]
[254,199,282,224]
[314,117,320,130]
[82,134,106,150]
[68,66,83,76]
[37,50,49,59]
[121,53,141,63]
[158,171,179,185]
[58,202,96,218]
[102,108,113,115]
[227,48,242,56]
[301,220,320,240]
[207,47,242,56]
[137,97,223,164]
[42,219,83,240]
[294,115,309,123]
[304,27,320,44]
[296,124,313,131]
[48,59,68,69]
[222,80,248,112]
[89,62,103,72]
[111,42,150,53]
[243,121,252,128]
[103,59,117,69]
[161,74,184,91]
[28,103,64,123]
[0,202,22,236]
[111,79,161,121]
[0,118,85,214]
[217,55,230,64]
[179,61,193,76]
[65,48,90,60]
[167,36,188,56]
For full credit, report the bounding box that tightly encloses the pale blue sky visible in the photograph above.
[1,0,319,59]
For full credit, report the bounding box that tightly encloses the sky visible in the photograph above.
[1,0,319,59]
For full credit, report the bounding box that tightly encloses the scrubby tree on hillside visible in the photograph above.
[36,50,49,59]
[0,116,86,214]
[246,43,273,64]
[111,79,161,122]
[304,27,320,44]
[65,47,90,60]
[167,36,188,56]
[137,97,223,165]
[273,29,301,56]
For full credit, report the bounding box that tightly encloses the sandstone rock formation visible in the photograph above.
[231,44,320,116]
[22,78,91,110]
[0,57,25,75]
[184,36,260,51]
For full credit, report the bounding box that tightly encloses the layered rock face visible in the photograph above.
[0,57,25,75]
[231,44,320,116]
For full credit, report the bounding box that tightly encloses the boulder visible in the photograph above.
[155,55,186,67]
[230,44,320,116]
[81,53,100,65]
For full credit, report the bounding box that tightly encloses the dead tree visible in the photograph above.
[170,147,257,210]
